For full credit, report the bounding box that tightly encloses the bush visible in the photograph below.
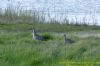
[42,33,54,41]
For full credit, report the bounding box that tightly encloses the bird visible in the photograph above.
[64,34,74,44]
[32,29,44,41]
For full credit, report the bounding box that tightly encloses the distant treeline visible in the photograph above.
[0,6,100,32]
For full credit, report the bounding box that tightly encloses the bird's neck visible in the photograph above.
[32,30,36,39]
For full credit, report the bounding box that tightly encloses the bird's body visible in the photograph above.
[64,34,74,44]
[32,29,44,41]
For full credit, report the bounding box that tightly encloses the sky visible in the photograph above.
[0,0,98,12]
[0,0,100,13]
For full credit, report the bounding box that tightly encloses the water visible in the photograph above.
[76,31,100,38]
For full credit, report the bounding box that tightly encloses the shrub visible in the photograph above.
[42,33,54,41]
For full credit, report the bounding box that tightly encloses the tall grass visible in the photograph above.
[0,31,100,66]
[0,6,100,32]
[0,1,100,66]
[0,5,100,66]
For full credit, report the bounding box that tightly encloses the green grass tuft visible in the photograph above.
[42,33,54,41]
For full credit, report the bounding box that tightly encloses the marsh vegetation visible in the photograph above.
[0,4,100,66]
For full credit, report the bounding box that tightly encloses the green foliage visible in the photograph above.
[42,33,54,41]
[0,29,100,66]
[0,6,100,32]
[0,6,100,66]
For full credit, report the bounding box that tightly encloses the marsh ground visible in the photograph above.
[0,27,100,66]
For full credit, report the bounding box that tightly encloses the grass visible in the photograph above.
[0,28,100,66]
[0,8,100,32]
[0,23,100,32]
[0,7,100,66]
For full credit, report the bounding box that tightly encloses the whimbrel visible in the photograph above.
[64,34,74,44]
[32,29,44,41]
